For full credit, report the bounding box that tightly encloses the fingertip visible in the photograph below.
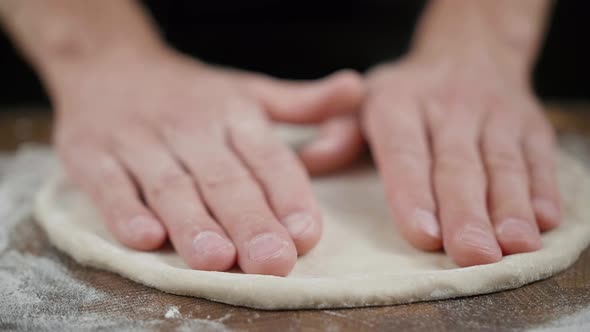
[122,216,167,251]
[299,137,360,175]
[298,118,364,175]
[533,198,562,231]
[259,68,365,123]
[495,218,542,255]
[241,233,297,276]
[328,69,365,96]
[281,212,323,255]
[405,209,443,251]
[188,231,237,271]
[449,224,503,267]
[452,248,503,268]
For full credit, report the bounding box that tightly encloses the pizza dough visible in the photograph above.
[34,129,590,310]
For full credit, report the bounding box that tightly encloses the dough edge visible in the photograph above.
[34,152,590,310]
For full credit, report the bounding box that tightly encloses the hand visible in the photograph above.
[52,49,364,276]
[362,56,561,267]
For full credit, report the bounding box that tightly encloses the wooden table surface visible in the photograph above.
[1,104,590,331]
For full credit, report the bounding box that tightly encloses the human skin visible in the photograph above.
[357,0,559,266]
[0,0,364,276]
[0,0,559,273]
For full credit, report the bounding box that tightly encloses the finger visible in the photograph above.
[59,142,166,251]
[250,70,365,124]
[524,116,561,231]
[161,123,297,276]
[298,115,365,175]
[482,113,541,254]
[228,117,322,255]
[364,96,442,251]
[111,128,236,271]
[427,101,502,267]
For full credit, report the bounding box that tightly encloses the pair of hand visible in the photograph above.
[53,48,560,276]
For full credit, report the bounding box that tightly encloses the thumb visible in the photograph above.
[299,115,365,175]
[249,70,365,124]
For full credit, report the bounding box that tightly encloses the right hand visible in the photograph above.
[51,48,364,276]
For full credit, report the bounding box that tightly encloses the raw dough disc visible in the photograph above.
[35,132,590,309]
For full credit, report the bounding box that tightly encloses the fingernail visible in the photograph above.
[248,233,289,262]
[496,218,541,250]
[192,231,234,256]
[496,218,537,238]
[282,212,314,239]
[414,209,441,239]
[128,216,162,239]
[458,224,500,255]
[533,198,560,225]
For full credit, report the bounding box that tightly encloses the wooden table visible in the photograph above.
[1,104,590,331]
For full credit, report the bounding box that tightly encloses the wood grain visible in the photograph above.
[1,104,589,331]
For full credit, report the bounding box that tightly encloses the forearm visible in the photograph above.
[410,0,553,80]
[0,0,167,90]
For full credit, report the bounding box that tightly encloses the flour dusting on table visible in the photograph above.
[0,146,232,332]
[165,306,182,319]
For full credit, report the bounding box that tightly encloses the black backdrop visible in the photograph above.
[0,1,588,107]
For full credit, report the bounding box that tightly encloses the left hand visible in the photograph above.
[361,55,561,267]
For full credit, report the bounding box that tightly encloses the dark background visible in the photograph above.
[0,0,588,107]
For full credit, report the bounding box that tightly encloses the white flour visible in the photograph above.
[0,146,55,253]
[530,307,590,332]
[0,250,109,331]
[165,306,182,319]
[0,146,233,332]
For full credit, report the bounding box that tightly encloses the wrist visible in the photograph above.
[0,0,174,102]
[407,0,548,88]
[42,36,167,88]
[43,43,186,107]
[409,33,533,88]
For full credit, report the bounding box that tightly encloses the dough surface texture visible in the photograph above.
[35,129,590,309]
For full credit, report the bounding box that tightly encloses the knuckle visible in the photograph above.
[199,167,251,190]
[148,172,194,200]
[530,164,556,184]
[436,89,460,107]
[234,210,271,228]
[87,163,124,200]
[160,113,204,136]
[95,159,122,182]
[433,87,475,110]
[435,145,482,173]
[93,180,125,204]
[486,150,526,175]
[104,200,138,221]
[250,146,294,172]
[383,143,428,170]
[436,156,485,178]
